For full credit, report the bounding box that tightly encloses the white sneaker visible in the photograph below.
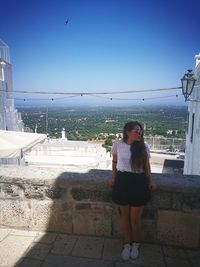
[130,242,140,259]
[121,243,131,261]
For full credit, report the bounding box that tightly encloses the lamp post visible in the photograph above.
[181,69,196,101]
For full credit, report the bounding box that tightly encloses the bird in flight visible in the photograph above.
[65,19,69,25]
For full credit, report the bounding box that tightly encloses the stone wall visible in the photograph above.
[0,166,200,249]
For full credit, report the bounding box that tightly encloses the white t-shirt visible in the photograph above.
[112,139,150,173]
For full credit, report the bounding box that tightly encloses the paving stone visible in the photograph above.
[72,236,104,259]
[163,245,200,264]
[186,248,200,259]
[0,235,35,266]
[42,254,113,267]
[190,257,200,267]
[10,229,38,237]
[25,242,52,260]
[0,227,198,267]
[116,262,145,267]
[102,238,123,261]
[17,258,42,267]
[34,232,58,243]
[130,243,165,267]
[162,245,189,259]
[165,257,191,267]
[51,234,78,255]
[0,228,11,241]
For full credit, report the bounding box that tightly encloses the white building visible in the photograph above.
[24,138,111,170]
[184,53,200,175]
[0,38,24,131]
[0,130,47,165]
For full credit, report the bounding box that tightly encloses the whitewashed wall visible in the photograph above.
[184,57,200,175]
[0,39,24,132]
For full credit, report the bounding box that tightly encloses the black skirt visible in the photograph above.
[112,171,151,207]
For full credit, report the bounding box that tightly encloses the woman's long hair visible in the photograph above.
[123,121,150,177]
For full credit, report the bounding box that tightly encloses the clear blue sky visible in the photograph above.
[1,0,199,106]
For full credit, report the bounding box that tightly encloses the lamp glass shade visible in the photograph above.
[181,70,196,101]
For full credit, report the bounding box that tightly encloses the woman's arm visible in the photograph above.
[146,159,157,191]
[106,153,117,188]
[146,159,152,184]
[112,154,118,181]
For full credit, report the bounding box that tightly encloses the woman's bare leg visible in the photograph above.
[119,205,131,243]
[130,206,144,242]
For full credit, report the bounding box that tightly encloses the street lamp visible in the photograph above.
[181,69,196,101]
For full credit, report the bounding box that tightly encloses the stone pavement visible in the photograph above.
[0,227,200,267]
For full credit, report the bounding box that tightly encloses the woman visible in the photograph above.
[107,121,156,261]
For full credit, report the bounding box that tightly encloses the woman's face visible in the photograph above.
[127,125,143,142]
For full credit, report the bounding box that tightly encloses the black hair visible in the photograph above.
[123,121,150,176]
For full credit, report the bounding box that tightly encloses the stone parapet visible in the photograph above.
[0,166,200,249]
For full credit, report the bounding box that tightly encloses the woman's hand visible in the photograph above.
[149,182,157,191]
[105,178,115,188]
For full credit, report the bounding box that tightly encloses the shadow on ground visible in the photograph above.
[14,169,121,267]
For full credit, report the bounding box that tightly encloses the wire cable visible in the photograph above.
[0,86,182,96]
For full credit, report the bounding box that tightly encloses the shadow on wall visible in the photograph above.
[14,169,116,267]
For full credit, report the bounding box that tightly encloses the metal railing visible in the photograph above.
[144,136,185,153]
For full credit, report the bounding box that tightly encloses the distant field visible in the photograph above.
[19,105,187,141]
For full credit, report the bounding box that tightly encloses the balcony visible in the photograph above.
[0,166,200,266]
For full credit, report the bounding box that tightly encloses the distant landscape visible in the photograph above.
[19,105,187,152]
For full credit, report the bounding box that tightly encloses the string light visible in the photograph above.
[90,93,180,101]
[2,86,182,102]
[14,94,181,102]
[14,95,78,101]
